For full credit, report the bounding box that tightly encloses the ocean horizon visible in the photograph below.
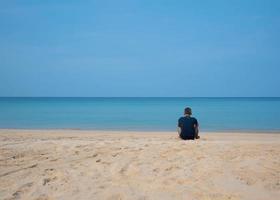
[0,97,280,132]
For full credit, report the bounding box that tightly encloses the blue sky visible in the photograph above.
[0,0,279,97]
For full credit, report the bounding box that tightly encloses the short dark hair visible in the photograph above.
[184,107,192,115]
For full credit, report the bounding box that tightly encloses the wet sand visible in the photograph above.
[0,129,279,200]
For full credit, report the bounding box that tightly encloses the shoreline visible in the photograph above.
[1,128,280,134]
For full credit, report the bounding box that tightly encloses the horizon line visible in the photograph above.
[0,96,280,98]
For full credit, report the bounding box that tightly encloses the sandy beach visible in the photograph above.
[0,129,279,200]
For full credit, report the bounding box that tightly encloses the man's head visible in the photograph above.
[184,107,192,116]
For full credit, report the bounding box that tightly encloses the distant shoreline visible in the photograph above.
[1,128,280,135]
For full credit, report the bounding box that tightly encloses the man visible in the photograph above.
[178,107,200,140]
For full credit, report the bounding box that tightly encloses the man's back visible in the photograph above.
[178,116,198,140]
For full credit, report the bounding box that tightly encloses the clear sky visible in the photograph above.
[0,0,279,97]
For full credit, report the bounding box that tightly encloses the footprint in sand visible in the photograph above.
[44,168,55,172]
[153,168,160,173]
[11,182,33,199]
[92,153,98,158]
[165,166,180,171]
[43,178,51,186]
[42,169,58,186]
[112,153,120,157]
[42,175,58,186]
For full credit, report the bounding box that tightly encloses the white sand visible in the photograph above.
[0,129,279,200]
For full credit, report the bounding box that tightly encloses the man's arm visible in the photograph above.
[177,127,182,136]
[177,119,182,137]
[194,119,200,139]
[194,124,200,139]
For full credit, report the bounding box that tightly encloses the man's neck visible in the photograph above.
[184,114,191,117]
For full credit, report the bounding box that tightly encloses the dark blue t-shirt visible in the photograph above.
[178,116,198,139]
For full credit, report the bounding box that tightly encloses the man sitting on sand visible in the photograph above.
[178,107,200,140]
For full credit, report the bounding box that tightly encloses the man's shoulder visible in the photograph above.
[178,116,185,121]
[191,117,198,123]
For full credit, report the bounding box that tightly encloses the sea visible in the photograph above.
[0,97,279,132]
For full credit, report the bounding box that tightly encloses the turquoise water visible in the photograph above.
[0,97,279,132]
